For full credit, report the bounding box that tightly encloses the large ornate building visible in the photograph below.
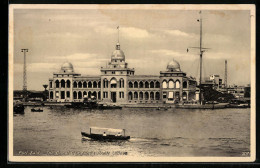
[48,42,197,104]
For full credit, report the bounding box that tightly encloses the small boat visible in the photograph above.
[175,103,228,109]
[14,103,24,114]
[81,127,130,141]
[226,99,250,108]
[31,107,43,112]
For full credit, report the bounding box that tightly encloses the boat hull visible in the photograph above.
[31,109,43,112]
[14,105,24,114]
[175,103,228,109]
[81,132,130,141]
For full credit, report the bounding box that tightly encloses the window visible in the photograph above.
[66,80,70,88]
[105,71,107,74]
[176,81,180,88]
[49,81,52,88]
[56,91,59,98]
[119,92,124,98]
[66,91,70,98]
[112,71,115,74]
[129,82,133,88]
[111,79,117,88]
[50,91,53,99]
[103,92,108,98]
[162,81,167,88]
[163,92,167,99]
[183,81,187,88]
[168,91,174,100]
[121,71,123,74]
[169,80,174,88]
[55,80,59,88]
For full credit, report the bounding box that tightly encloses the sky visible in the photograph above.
[12,7,252,91]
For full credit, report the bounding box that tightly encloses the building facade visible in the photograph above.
[48,42,197,104]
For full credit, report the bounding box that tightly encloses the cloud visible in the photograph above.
[94,26,115,35]
[14,63,58,73]
[149,49,197,60]
[47,53,100,61]
[162,29,196,38]
[121,27,150,39]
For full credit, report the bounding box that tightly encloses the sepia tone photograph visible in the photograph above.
[9,4,255,162]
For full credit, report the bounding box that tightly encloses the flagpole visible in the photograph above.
[117,26,120,43]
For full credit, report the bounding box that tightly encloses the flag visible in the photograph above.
[117,26,119,29]
[187,48,189,52]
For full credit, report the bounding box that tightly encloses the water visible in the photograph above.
[13,107,250,157]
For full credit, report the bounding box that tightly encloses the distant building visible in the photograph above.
[227,85,250,99]
[48,42,197,104]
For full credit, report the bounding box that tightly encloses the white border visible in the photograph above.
[8,4,256,162]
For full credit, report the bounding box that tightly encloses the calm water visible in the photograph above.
[13,106,250,157]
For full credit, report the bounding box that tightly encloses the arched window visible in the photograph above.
[93,81,97,88]
[176,80,180,88]
[93,91,97,99]
[61,80,65,88]
[134,92,138,99]
[88,81,92,88]
[78,92,82,99]
[175,91,180,100]
[150,92,154,100]
[111,78,117,88]
[88,91,92,98]
[83,81,87,88]
[129,82,133,88]
[78,81,82,88]
[139,92,143,100]
[155,81,160,88]
[128,92,133,100]
[55,80,59,88]
[145,81,149,88]
[145,92,149,100]
[139,81,144,88]
[98,81,101,88]
[119,79,124,88]
[162,81,167,88]
[134,81,138,88]
[73,81,77,88]
[66,80,70,88]
[73,91,77,99]
[169,80,174,88]
[98,91,101,99]
[83,91,87,97]
[155,92,160,100]
[49,81,52,88]
[103,79,108,88]
[66,91,70,98]
[183,92,187,100]
[150,81,154,88]
[183,81,187,88]
[50,91,53,99]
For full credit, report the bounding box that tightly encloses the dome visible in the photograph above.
[111,43,125,61]
[167,59,181,71]
[61,62,74,73]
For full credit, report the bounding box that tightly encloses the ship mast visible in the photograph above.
[199,11,203,104]
[187,11,209,105]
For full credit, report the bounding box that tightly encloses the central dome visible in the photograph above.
[111,43,125,61]
[61,62,74,73]
[167,59,181,71]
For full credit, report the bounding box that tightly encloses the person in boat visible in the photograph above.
[115,132,122,137]
[103,132,107,136]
